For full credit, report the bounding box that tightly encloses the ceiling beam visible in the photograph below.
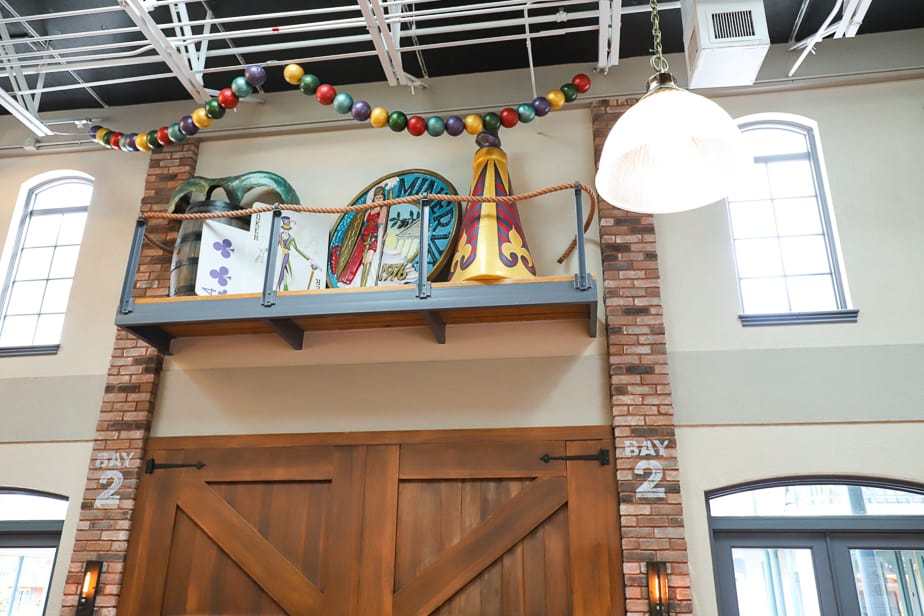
[357,0,406,86]
[119,0,210,103]
[0,86,52,136]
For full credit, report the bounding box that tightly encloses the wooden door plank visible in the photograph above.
[175,480,324,616]
[393,476,568,616]
[119,453,181,615]
[399,443,566,479]
[522,521,547,616]
[500,481,526,616]
[189,446,335,482]
[543,507,571,615]
[355,445,400,615]
[322,446,364,616]
[566,439,624,616]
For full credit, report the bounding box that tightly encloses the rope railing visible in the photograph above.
[142,182,597,263]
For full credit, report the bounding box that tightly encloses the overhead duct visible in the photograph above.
[681,0,770,88]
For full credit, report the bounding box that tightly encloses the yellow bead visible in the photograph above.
[546,89,565,110]
[369,107,389,128]
[135,132,151,152]
[192,107,213,128]
[283,63,304,85]
[94,128,108,143]
[463,114,483,135]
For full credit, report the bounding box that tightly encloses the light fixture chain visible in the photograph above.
[649,0,669,73]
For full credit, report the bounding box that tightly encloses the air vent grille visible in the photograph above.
[710,9,756,39]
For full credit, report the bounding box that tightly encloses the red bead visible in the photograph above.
[406,115,426,136]
[156,126,172,146]
[217,88,239,109]
[571,73,592,93]
[108,132,123,148]
[315,84,336,105]
[499,107,519,128]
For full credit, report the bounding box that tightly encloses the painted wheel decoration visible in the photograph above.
[87,63,591,152]
[327,170,461,289]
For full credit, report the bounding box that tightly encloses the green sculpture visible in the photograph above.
[167,170,300,213]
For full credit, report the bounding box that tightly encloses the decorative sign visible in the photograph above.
[196,205,328,295]
[93,452,134,508]
[624,439,671,499]
[327,170,460,288]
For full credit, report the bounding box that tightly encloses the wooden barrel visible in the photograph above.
[169,200,250,296]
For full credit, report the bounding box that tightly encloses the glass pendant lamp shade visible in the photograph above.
[595,73,749,214]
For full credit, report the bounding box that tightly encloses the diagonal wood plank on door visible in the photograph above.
[392,476,568,616]
[175,480,325,616]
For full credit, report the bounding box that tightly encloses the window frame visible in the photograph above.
[729,114,857,326]
[0,171,93,356]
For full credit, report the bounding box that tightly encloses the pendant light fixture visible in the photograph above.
[595,0,750,214]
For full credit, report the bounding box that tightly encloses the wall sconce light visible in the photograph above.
[648,561,669,616]
[76,560,102,616]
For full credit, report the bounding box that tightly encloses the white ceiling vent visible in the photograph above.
[680,0,770,89]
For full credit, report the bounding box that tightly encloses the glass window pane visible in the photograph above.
[740,278,789,313]
[735,238,784,278]
[767,160,817,199]
[56,212,87,245]
[33,314,64,346]
[5,281,46,315]
[0,494,67,521]
[32,181,92,210]
[743,126,810,157]
[48,246,80,279]
[729,201,777,239]
[40,280,71,314]
[13,248,53,281]
[0,547,55,616]
[849,549,924,616]
[781,236,831,275]
[774,198,823,236]
[22,215,62,248]
[731,547,821,616]
[711,485,924,517]
[0,315,37,346]
[787,276,837,312]
[728,162,772,202]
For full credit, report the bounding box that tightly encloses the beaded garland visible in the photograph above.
[88,64,591,152]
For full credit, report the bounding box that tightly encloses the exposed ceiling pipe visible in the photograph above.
[789,0,811,42]
[834,0,861,37]
[0,4,124,25]
[788,0,843,77]
[844,0,873,37]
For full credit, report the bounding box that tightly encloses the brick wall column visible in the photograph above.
[61,142,198,615]
[592,99,693,615]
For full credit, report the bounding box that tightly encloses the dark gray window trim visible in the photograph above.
[0,344,60,357]
[738,308,859,326]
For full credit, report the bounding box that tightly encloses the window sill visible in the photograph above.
[0,344,60,357]
[739,309,859,327]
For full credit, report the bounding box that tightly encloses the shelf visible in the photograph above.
[115,275,598,353]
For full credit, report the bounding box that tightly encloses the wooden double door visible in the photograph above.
[121,427,624,615]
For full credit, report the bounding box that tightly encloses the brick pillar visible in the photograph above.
[61,143,198,615]
[591,99,692,615]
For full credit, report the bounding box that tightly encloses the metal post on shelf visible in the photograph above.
[417,198,432,299]
[119,216,147,314]
[573,180,591,290]
[262,204,282,307]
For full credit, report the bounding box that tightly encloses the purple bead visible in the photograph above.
[244,64,266,87]
[88,125,101,139]
[126,133,138,151]
[475,131,502,148]
[445,115,464,136]
[179,115,199,136]
[351,100,372,121]
[532,96,551,116]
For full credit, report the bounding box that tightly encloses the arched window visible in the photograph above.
[708,478,924,616]
[0,490,68,615]
[0,172,93,354]
[727,115,857,326]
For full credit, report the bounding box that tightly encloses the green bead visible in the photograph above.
[299,74,320,95]
[168,123,186,142]
[100,130,113,148]
[482,112,501,133]
[560,83,579,102]
[205,98,226,119]
[333,92,353,114]
[147,130,162,150]
[388,111,408,132]
[517,103,536,123]
[426,116,445,137]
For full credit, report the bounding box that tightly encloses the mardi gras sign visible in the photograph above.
[328,170,460,289]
